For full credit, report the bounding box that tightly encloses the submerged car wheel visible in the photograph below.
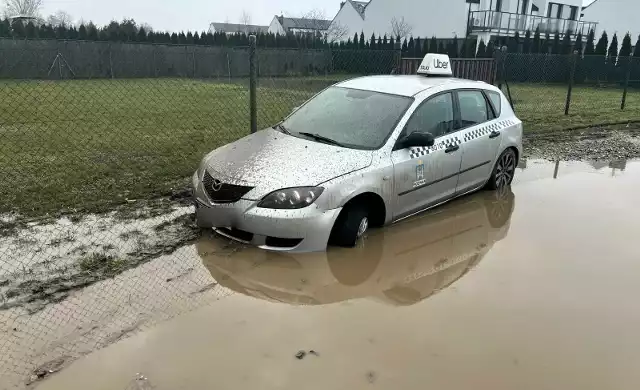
[487,149,517,190]
[329,203,370,248]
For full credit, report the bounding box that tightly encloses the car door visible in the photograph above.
[391,92,463,221]
[454,90,502,194]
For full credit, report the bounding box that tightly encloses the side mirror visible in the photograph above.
[399,132,435,149]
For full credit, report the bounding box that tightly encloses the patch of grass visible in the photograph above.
[507,83,640,132]
[2,78,640,219]
[78,253,127,276]
[0,78,313,218]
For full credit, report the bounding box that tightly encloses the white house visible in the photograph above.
[329,0,597,42]
[582,0,640,43]
[209,23,269,35]
[268,16,332,36]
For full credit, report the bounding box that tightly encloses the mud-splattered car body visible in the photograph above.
[193,54,522,253]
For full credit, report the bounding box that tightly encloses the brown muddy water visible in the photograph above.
[1,158,640,390]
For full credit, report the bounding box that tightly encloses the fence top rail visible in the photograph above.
[403,57,495,61]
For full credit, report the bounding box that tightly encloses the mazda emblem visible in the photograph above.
[211,179,223,192]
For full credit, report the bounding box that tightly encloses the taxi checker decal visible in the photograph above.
[409,119,515,160]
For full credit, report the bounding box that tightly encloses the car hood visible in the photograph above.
[202,128,373,199]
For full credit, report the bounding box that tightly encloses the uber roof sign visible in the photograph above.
[417,53,453,77]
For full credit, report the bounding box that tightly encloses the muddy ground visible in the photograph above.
[1,128,640,388]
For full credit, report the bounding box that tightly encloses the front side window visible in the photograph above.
[281,87,413,150]
[458,90,489,128]
[403,93,454,139]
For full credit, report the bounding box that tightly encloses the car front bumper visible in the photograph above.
[192,171,342,253]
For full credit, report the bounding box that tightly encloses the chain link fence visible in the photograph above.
[0,36,400,388]
[4,36,640,388]
[498,52,640,132]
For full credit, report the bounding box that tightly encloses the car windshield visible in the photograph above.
[281,86,413,150]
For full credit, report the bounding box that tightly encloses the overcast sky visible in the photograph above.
[37,0,340,32]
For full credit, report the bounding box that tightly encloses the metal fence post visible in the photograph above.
[249,35,257,134]
[621,54,632,110]
[564,50,577,116]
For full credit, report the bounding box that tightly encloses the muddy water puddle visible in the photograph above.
[1,159,640,389]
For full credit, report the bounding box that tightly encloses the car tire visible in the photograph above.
[484,186,516,229]
[329,203,370,248]
[487,148,517,190]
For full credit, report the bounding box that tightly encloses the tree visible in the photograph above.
[390,16,412,40]
[508,32,520,53]
[634,35,640,58]
[523,30,532,53]
[572,31,583,55]
[486,40,495,58]
[477,39,487,58]
[618,33,632,59]
[377,36,382,49]
[437,41,445,54]
[46,10,72,27]
[11,19,25,37]
[607,33,619,60]
[532,27,541,53]
[584,29,595,55]
[0,17,11,37]
[239,9,252,34]
[382,34,388,49]
[595,31,608,56]
[137,26,147,42]
[3,0,42,18]
[430,36,437,54]
[352,32,358,48]
[370,33,376,49]
[359,31,365,49]
[561,30,572,54]
[78,23,87,40]
[551,31,560,54]
[448,37,459,58]
[389,35,395,50]
[24,20,36,37]
[401,37,408,54]
[407,36,415,57]
[87,22,98,40]
[415,37,422,57]
[186,31,194,44]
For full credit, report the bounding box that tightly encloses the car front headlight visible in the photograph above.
[258,187,324,209]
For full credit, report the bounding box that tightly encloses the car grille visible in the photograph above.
[202,171,253,203]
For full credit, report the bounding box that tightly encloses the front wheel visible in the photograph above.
[329,204,370,248]
[487,149,517,190]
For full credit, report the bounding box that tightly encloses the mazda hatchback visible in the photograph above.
[192,54,523,253]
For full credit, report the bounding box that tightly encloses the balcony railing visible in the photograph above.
[469,10,598,37]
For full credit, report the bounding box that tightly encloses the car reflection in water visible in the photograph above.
[197,187,515,307]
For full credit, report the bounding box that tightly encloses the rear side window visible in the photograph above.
[404,93,454,138]
[486,91,502,117]
[458,90,489,128]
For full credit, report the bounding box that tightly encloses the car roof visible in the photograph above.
[335,75,488,97]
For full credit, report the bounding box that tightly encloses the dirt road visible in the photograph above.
[12,158,639,390]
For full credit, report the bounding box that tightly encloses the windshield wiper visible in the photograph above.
[273,123,291,135]
[297,132,344,147]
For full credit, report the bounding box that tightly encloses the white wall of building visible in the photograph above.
[358,0,471,39]
[268,17,285,35]
[583,0,640,42]
[328,1,365,42]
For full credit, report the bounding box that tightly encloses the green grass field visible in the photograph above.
[1,78,639,218]
[507,83,640,132]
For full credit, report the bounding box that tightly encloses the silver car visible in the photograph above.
[193,56,522,253]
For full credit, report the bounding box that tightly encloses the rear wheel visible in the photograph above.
[487,149,517,190]
[329,203,370,248]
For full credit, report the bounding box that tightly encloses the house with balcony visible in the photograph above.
[468,0,598,43]
[328,0,597,43]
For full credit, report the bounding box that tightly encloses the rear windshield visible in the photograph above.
[282,87,413,150]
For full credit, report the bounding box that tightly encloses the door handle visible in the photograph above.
[489,131,501,139]
[445,145,460,154]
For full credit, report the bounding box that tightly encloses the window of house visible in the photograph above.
[403,93,454,139]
